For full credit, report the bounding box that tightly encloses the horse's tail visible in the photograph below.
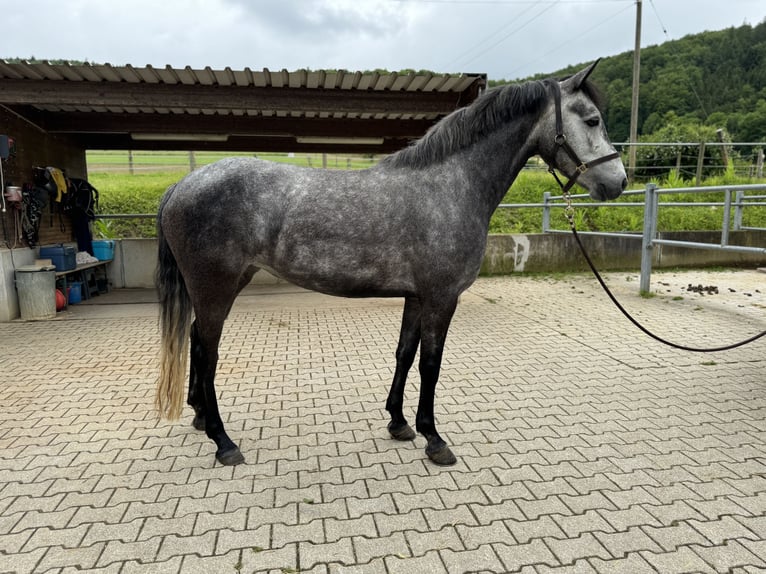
[155,184,191,420]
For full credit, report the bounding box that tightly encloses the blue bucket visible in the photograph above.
[92,240,115,261]
[68,281,82,304]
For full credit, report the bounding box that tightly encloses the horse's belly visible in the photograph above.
[258,243,416,298]
[264,264,413,298]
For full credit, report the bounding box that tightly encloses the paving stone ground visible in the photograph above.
[0,269,765,574]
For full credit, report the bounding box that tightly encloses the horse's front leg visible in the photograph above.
[416,298,458,466]
[386,297,421,441]
[194,316,244,466]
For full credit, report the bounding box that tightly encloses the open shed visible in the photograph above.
[0,61,486,320]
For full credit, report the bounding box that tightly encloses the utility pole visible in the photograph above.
[628,0,642,183]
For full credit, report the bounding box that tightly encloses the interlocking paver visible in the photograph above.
[22,524,88,552]
[192,508,248,535]
[273,518,325,546]
[299,537,356,569]
[593,526,664,558]
[692,540,766,572]
[325,515,377,543]
[36,542,106,571]
[555,509,615,538]
[0,547,46,574]
[95,538,161,568]
[156,531,217,562]
[517,495,571,520]
[544,532,611,564]
[385,550,449,573]
[352,531,409,563]
[179,548,252,573]
[1,271,765,572]
[440,544,505,574]
[120,555,183,573]
[587,552,658,574]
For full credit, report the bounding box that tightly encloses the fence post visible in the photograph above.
[639,182,657,294]
[695,141,706,185]
[542,192,551,232]
[722,188,732,247]
[734,190,744,231]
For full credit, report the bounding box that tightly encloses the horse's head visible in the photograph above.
[536,61,627,201]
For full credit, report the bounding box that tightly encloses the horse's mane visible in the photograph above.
[381,78,553,169]
[381,76,604,169]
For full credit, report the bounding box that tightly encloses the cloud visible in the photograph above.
[230,0,415,40]
[0,0,762,79]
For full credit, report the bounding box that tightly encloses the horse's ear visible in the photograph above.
[570,59,601,90]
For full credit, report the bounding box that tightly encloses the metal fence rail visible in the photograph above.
[508,183,766,293]
[637,183,766,292]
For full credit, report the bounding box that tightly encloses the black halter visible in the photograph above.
[546,81,621,194]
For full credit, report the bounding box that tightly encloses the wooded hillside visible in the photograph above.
[494,20,766,144]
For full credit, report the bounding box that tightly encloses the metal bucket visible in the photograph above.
[15,267,56,320]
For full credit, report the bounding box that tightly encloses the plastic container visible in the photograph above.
[15,267,56,320]
[68,281,83,304]
[39,244,76,271]
[92,240,115,261]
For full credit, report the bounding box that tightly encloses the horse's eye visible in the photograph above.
[586,117,600,127]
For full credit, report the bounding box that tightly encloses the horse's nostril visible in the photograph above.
[621,177,628,190]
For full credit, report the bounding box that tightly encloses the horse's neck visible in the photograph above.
[459,116,538,214]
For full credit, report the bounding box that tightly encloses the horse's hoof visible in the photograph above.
[388,422,416,441]
[426,444,457,466]
[192,414,206,431]
[216,447,245,466]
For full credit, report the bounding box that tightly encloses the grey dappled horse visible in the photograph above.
[156,62,627,466]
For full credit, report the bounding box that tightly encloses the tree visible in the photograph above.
[635,116,727,180]
[510,20,766,144]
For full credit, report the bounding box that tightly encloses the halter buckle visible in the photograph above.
[575,163,588,174]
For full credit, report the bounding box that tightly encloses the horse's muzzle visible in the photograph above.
[594,177,627,201]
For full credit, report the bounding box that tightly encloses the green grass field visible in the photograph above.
[87,151,379,171]
[86,151,766,239]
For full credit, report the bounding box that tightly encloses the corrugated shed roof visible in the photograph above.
[0,61,486,153]
[0,61,480,89]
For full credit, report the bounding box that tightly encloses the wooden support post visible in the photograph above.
[717,129,729,169]
[696,141,706,185]
[628,0,642,184]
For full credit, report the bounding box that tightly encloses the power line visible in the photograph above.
[446,3,540,69]
[446,1,564,69]
[502,2,633,79]
[646,0,708,118]
[647,0,668,35]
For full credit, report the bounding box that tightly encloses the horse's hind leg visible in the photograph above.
[386,297,421,441]
[191,312,244,465]
[187,267,258,465]
[187,268,257,434]
[188,321,206,431]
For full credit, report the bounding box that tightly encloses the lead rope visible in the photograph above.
[561,189,766,352]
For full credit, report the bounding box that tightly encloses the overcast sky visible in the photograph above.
[1,0,764,81]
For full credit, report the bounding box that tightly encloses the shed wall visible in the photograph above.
[1,106,88,247]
